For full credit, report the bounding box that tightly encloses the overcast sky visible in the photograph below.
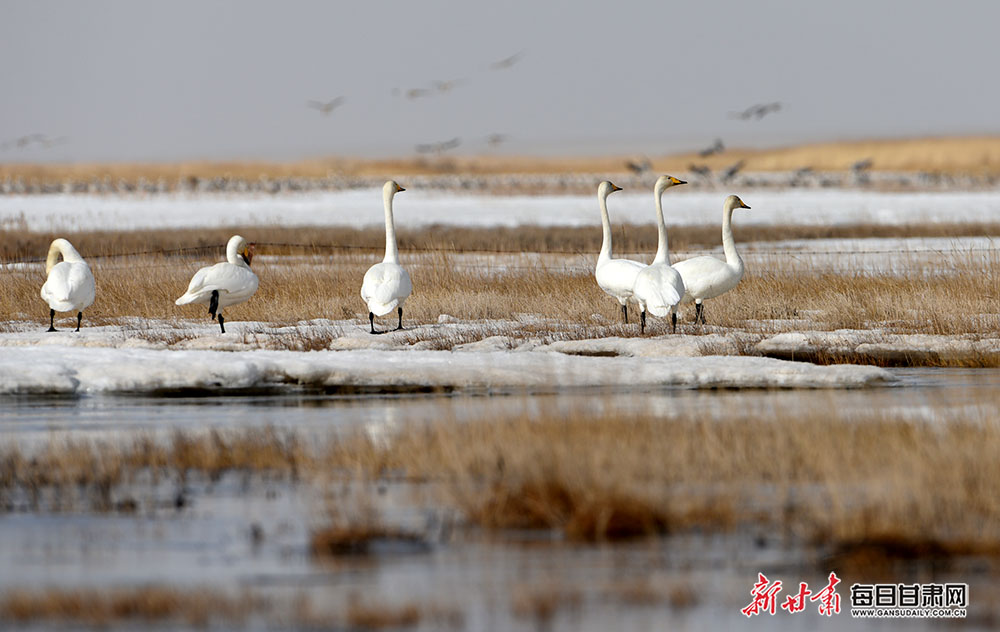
[2,0,998,163]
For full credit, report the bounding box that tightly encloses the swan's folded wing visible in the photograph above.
[176,262,257,304]
[362,264,411,314]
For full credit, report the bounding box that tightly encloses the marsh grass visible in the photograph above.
[6,405,1000,561]
[0,586,261,627]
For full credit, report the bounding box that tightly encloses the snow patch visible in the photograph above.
[0,344,894,395]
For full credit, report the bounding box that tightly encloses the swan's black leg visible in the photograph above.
[47,309,56,332]
[671,312,677,333]
[694,302,704,325]
[218,314,226,334]
[699,304,707,325]
[209,290,219,320]
[395,306,403,331]
[75,312,82,332]
[621,304,628,324]
[640,309,646,334]
[369,312,377,334]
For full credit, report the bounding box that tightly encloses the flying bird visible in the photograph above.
[405,88,432,100]
[307,97,346,115]
[415,137,461,154]
[431,78,467,93]
[688,164,713,179]
[625,157,651,176]
[729,102,783,120]
[698,138,725,157]
[490,51,524,70]
[719,160,746,183]
[486,133,509,148]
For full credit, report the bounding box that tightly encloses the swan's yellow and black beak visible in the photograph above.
[242,243,255,266]
[610,184,622,192]
[739,200,751,210]
[670,177,687,186]
[397,184,406,192]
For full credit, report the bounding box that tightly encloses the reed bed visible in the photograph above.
[2,238,997,340]
[4,404,1000,559]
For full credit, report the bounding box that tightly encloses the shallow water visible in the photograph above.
[2,368,998,630]
[2,368,998,446]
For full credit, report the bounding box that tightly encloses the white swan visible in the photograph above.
[361,180,412,333]
[595,180,644,324]
[40,238,95,332]
[672,194,750,324]
[632,175,687,334]
[175,235,258,333]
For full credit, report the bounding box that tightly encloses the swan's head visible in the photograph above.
[227,235,255,266]
[384,180,406,196]
[598,181,623,198]
[725,195,751,211]
[655,175,687,194]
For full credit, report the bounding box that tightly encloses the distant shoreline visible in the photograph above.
[2,137,1000,193]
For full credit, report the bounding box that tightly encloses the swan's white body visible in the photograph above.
[632,176,686,331]
[361,181,412,331]
[594,181,644,322]
[672,195,750,323]
[40,239,95,330]
[175,235,258,329]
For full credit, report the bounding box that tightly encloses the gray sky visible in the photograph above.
[2,0,998,163]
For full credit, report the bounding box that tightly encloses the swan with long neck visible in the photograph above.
[40,238,96,332]
[671,194,750,324]
[175,235,259,333]
[594,180,644,323]
[361,180,412,333]
[632,175,687,334]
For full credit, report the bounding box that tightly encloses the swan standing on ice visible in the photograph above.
[175,235,258,333]
[632,175,687,334]
[672,194,750,324]
[361,180,412,334]
[40,238,95,332]
[595,181,644,324]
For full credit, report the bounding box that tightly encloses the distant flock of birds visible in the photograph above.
[39,179,747,336]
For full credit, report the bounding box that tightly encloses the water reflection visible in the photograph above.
[2,368,998,447]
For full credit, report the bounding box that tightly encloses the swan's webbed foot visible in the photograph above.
[369,312,378,335]
[671,312,677,334]
[640,309,646,335]
[621,304,628,324]
[75,312,82,332]
[47,309,56,332]
[218,314,226,334]
[394,307,404,331]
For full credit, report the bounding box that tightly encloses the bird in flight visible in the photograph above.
[307,97,346,115]
[486,133,509,148]
[431,78,467,93]
[490,51,524,70]
[698,138,725,157]
[729,102,783,120]
[415,137,461,155]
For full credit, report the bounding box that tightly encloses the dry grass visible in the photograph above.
[5,136,1000,184]
[0,586,260,627]
[6,404,1000,561]
[3,222,1000,263]
[2,232,997,349]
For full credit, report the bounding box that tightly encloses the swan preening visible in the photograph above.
[672,194,750,324]
[595,180,645,324]
[40,238,95,332]
[632,175,687,334]
[175,235,259,333]
[361,180,412,334]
